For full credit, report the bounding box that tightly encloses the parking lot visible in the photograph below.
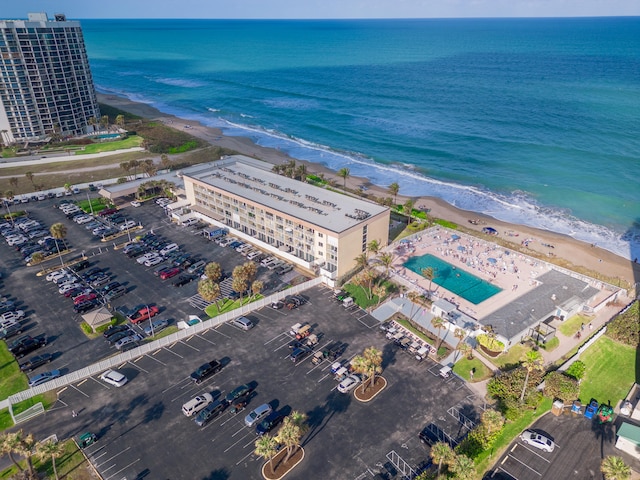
[1,195,295,376]
[16,285,483,480]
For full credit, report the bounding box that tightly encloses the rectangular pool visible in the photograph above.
[403,254,502,304]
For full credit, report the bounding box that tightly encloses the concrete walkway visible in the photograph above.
[0,147,144,169]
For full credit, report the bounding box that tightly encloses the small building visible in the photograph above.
[615,422,640,460]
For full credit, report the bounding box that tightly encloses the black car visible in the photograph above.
[101,281,121,293]
[104,286,127,301]
[0,322,24,340]
[82,267,103,280]
[103,324,130,338]
[256,411,285,436]
[9,335,47,358]
[190,360,222,384]
[172,275,195,287]
[194,400,227,427]
[74,301,99,314]
[224,384,256,405]
[19,353,53,372]
[69,260,90,272]
[0,300,16,314]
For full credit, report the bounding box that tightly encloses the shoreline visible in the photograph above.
[97,93,640,285]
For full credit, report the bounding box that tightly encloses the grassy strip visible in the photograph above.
[475,397,553,476]
[0,343,26,401]
[480,343,530,371]
[558,314,592,336]
[452,357,492,382]
[578,335,637,405]
[148,326,179,340]
[204,295,264,317]
[0,438,91,479]
[74,135,143,154]
[394,317,434,346]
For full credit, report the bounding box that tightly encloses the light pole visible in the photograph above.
[147,304,154,337]
[86,191,94,216]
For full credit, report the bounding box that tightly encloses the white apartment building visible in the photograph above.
[182,156,390,282]
[0,13,100,145]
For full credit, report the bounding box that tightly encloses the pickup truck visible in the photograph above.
[9,335,47,358]
[190,359,222,384]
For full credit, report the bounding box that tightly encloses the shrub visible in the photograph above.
[80,322,92,334]
[476,333,505,352]
[606,301,639,346]
[565,360,586,381]
[456,433,485,459]
[95,318,117,334]
[544,371,579,402]
[487,367,544,402]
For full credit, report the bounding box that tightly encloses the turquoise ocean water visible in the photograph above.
[80,18,640,260]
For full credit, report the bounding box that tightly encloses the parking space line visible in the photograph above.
[164,346,184,358]
[264,332,288,345]
[504,452,542,476]
[162,378,190,394]
[77,378,89,386]
[95,446,132,468]
[196,333,216,345]
[70,384,90,398]
[494,466,519,480]
[179,339,200,351]
[235,450,257,466]
[104,458,140,480]
[517,443,552,463]
[130,360,148,373]
[210,327,231,338]
[90,376,110,389]
[144,353,166,365]
[224,431,252,452]
[57,386,68,394]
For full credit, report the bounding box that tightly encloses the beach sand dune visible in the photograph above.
[97,93,639,285]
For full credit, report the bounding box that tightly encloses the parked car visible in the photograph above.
[231,316,254,331]
[106,330,136,345]
[224,384,255,405]
[182,393,214,417]
[160,267,181,280]
[28,369,61,387]
[114,334,142,350]
[520,430,555,452]
[143,318,169,336]
[100,369,128,387]
[244,403,272,427]
[190,359,222,384]
[9,335,47,358]
[144,256,163,267]
[256,411,285,436]
[73,292,97,305]
[289,346,312,364]
[275,264,293,275]
[0,321,24,340]
[0,310,25,323]
[129,305,160,324]
[130,201,141,208]
[172,275,195,287]
[104,286,127,301]
[194,400,227,427]
[103,324,131,338]
[19,353,53,372]
[74,300,99,314]
[337,374,362,393]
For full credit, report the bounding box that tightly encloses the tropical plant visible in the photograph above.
[251,280,264,300]
[565,360,586,381]
[388,182,399,204]
[543,371,579,402]
[35,439,65,480]
[115,114,125,128]
[378,252,394,278]
[160,154,172,170]
[198,279,221,309]
[13,430,36,477]
[254,434,279,474]
[120,161,132,180]
[337,167,350,188]
[519,350,544,403]
[232,265,249,301]
[367,239,381,258]
[25,171,35,186]
[0,432,24,472]
[431,316,446,350]
[204,262,222,283]
[601,456,631,480]
[421,266,435,293]
[242,261,258,284]
[351,346,383,392]
[403,199,414,224]
[430,441,454,478]
[295,163,308,182]
[449,453,475,480]
[276,411,308,463]
[475,333,505,352]
[457,341,473,361]
[50,222,67,268]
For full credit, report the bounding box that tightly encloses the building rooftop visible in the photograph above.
[184,156,388,233]
[481,269,600,341]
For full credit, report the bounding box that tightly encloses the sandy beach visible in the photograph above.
[97,93,640,286]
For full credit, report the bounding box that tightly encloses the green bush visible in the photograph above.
[544,371,579,402]
[80,322,92,334]
[606,301,639,346]
[95,318,117,334]
[476,333,505,352]
[565,360,586,381]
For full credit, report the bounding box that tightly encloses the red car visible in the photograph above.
[159,267,181,280]
[73,292,97,305]
[129,305,160,324]
[98,207,118,217]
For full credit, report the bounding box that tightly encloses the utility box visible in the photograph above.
[552,400,564,416]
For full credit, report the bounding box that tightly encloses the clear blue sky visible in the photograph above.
[7,0,640,19]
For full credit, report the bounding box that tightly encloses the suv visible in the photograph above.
[194,400,227,427]
[9,335,47,358]
[19,353,53,372]
[256,411,285,436]
[289,346,312,364]
[231,316,254,331]
[0,321,24,340]
[190,360,222,384]
[224,384,256,405]
[182,393,214,417]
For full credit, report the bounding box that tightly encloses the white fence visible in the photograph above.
[5,277,324,407]
[12,402,45,424]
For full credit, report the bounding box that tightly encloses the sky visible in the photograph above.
[6,0,640,19]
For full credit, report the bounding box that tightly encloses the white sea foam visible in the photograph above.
[149,77,207,88]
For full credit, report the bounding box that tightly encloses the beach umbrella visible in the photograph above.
[457,245,466,252]
[451,234,460,240]
[488,258,497,264]
[400,239,410,244]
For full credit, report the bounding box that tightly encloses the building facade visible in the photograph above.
[0,13,99,145]
[182,156,390,281]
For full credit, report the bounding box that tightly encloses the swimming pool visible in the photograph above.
[90,133,121,139]
[403,254,502,304]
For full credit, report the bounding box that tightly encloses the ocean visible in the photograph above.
[80,18,640,261]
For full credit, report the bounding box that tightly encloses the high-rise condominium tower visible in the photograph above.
[0,12,99,145]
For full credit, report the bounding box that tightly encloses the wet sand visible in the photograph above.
[97,93,640,285]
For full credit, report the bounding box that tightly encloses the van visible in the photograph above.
[231,316,254,331]
[182,393,214,417]
[182,217,199,227]
[160,243,179,256]
[194,400,227,427]
[187,260,207,274]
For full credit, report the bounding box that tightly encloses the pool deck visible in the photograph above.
[387,227,611,322]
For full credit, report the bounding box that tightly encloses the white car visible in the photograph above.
[1,310,25,322]
[337,374,362,394]
[144,256,163,267]
[182,393,214,417]
[58,283,81,294]
[137,253,157,264]
[100,369,128,387]
[46,270,67,282]
[120,220,137,231]
[520,430,555,452]
[130,201,141,208]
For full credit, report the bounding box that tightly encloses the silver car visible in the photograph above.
[520,430,555,452]
[244,403,272,427]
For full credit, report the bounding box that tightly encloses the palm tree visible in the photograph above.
[50,222,67,268]
[120,161,132,180]
[251,280,264,300]
[337,167,350,188]
[519,350,544,403]
[242,261,258,284]
[431,316,446,351]
[450,453,475,480]
[129,159,141,180]
[254,434,279,474]
[0,432,25,472]
[204,262,222,283]
[13,430,36,477]
[276,411,308,464]
[198,279,221,310]
[430,441,454,478]
[25,171,34,187]
[351,346,383,392]
[160,154,171,170]
[232,265,249,301]
[457,341,473,361]
[388,182,399,205]
[367,239,381,258]
[35,439,65,480]
[601,456,631,480]
[378,252,394,278]
[403,199,414,225]
[421,266,435,293]
[295,163,307,182]
[9,177,18,189]
[115,114,125,128]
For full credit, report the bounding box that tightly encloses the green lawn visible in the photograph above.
[482,343,531,370]
[0,438,91,479]
[453,357,492,382]
[0,343,27,401]
[343,280,395,309]
[558,314,593,337]
[204,295,263,317]
[578,335,637,406]
[74,135,143,154]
